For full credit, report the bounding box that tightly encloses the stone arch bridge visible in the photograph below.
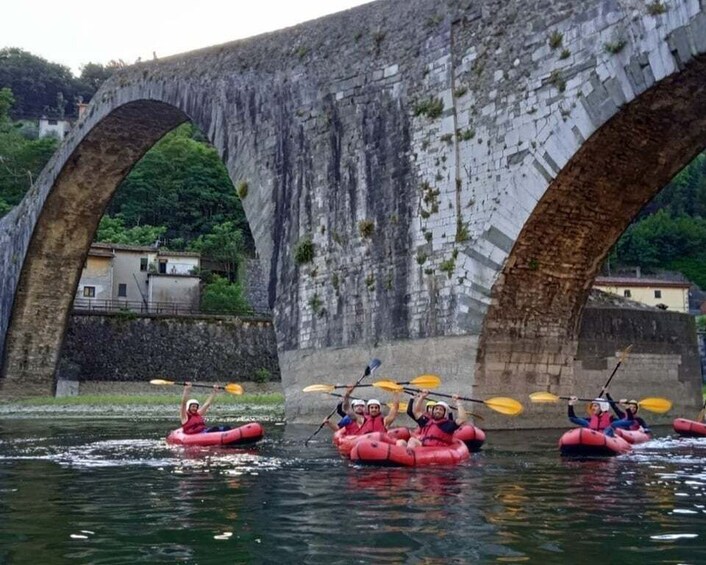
[1,0,703,424]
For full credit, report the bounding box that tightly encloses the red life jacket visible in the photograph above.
[344,419,362,435]
[588,412,612,431]
[420,418,454,446]
[183,412,206,434]
[358,414,386,435]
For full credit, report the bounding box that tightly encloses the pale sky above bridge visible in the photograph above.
[4,0,373,75]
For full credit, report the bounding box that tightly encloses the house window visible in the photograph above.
[623,290,631,298]
[118,283,127,297]
[159,259,167,274]
[140,258,148,271]
[83,286,95,298]
[654,290,662,299]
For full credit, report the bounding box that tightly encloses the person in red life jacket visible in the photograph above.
[611,398,651,434]
[180,382,231,434]
[397,390,466,448]
[323,398,366,434]
[567,396,618,436]
[341,386,401,434]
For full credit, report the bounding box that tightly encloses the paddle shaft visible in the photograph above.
[304,359,380,445]
[403,387,481,405]
[598,345,632,397]
[172,381,227,391]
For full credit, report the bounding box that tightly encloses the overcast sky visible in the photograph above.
[3,0,373,75]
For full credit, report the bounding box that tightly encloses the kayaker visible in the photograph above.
[398,390,466,448]
[613,398,651,434]
[180,382,231,434]
[324,399,365,433]
[343,386,401,434]
[568,396,618,435]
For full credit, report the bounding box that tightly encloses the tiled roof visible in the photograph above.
[594,276,691,288]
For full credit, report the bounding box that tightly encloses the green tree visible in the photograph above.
[95,215,166,246]
[200,275,251,314]
[188,221,245,281]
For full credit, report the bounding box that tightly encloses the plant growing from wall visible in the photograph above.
[331,272,339,292]
[416,251,428,265]
[365,273,375,291]
[253,368,272,383]
[455,220,469,242]
[550,70,566,93]
[236,180,248,199]
[560,49,571,60]
[440,256,456,279]
[647,1,666,15]
[413,97,444,119]
[358,219,375,238]
[294,237,315,264]
[604,40,626,55]
[548,31,563,49]
[309,293,323,315]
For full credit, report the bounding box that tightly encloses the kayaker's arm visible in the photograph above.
[412,390,429,419]
[454,396,467,425]
[180,383,191,424]
[384,392,401,428]
[199,386,218,416]
[568,396,589,427]
[343,386,354,418]
[605,393,625,419]
[336,402,346,418]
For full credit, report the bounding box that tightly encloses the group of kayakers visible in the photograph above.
[320,386,467,450]
[568,395,650,436]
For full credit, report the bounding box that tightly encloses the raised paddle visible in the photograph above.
[304,358,382,445]
[528,392,672,414]
[400,386,524,416]
[400,391,485,420]
[315,391,406,411]
[150,379,244,395]
[302,374,441,394]
[598,344,633,397]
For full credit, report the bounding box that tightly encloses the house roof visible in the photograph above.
[594,276,691,288]
[90,242,200,257]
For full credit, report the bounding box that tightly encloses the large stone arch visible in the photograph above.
[0,0,703,423]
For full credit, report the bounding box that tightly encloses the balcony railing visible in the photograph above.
[72,298,270,318]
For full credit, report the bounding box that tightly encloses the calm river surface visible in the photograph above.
[1,417,705,564]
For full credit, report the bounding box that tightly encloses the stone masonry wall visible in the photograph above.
[59,312,279,383]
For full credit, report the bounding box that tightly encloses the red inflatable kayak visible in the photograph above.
[334,428,411,457]
[166,422,265,446]
[559,428,631,456]
[673,418,706,437]
[350,437,470,467]
[614,428,652,444]
[454,424,486,452]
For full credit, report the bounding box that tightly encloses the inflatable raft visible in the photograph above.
[673,418,706,437]
[350,437,470,467]
[559,428,631,457]
[454,424,486,452]
[334,428,411,457]
[614,428,652,445]
[167,422,265,447]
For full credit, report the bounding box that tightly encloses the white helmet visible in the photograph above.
[366,399,381,408]
[351,399,366,407]
[592,399,610,413]
[186,399,200,410]
[434,401,451,416]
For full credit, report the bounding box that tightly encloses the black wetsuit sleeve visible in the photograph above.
[336,402,346,418]
[605,393,625,419]
[406,398,415,419]
[416,415,429,427]
[439,420,460,434]
[568,405,577,419]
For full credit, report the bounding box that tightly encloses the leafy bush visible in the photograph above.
[253,368,272,383]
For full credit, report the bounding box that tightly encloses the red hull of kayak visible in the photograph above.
[350,437,470,467]
[335,428,411,456]
[673,418,706,437]
[614,428,652,444]
[559,428,631,456]
[167,423,265,446]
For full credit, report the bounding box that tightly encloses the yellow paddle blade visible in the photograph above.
[150,379,175,385]
[386,401,409,410]
[529,392,560,403]
[485,397,524,416]
[302,384,336,393]
[224,383,244,395]
[637,397,672,414]
[618,344,633,363]
[409,374,442,389]
[373,380,404,392]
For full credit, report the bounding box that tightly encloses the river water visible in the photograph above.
[1,417,705,564]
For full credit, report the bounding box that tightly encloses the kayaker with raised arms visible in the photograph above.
[180,382,230,434]
[397,390,466,448]
[567,397,619,435]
